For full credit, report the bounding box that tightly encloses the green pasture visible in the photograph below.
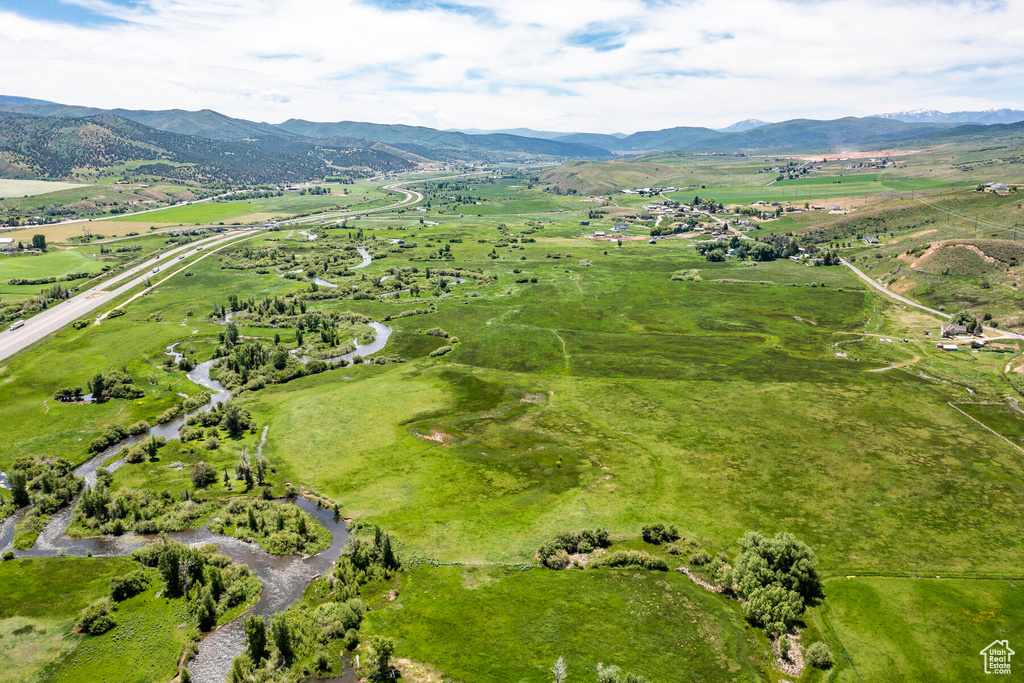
[365,566,766,683]
[813,576,1024,682]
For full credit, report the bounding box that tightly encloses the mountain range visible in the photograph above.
[1,96,1022,185]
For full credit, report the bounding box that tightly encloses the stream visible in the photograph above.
[0,246,393,683]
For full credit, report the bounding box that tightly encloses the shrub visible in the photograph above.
[641,523,680,544]
[110,570,151,601]
[2,551,13,561]
[593,550,668,571]
[127,420,150,436]
[429,345,452,357]
[689,550,711,566]
[806,642,833,669]
[76,599,115,635]
[543,549,571,569]
[538,528,611,567]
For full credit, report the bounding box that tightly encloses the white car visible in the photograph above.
[153,268,160,273]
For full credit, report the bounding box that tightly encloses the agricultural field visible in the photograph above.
[0,179,91,198]
[1,168,1023,683]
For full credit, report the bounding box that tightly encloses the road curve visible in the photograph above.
[840,258,1023,340]
[0,230,259,362]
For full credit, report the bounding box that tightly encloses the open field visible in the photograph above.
[365,565,766,683]
[812,576,1024,682]
[0,179,91,198]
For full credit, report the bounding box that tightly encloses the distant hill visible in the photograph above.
[274,119,611,159]
[0,114,416,184]
[717,119,770,133]
[0,97,612,162]
[878,109,1024,126]
[0,99,299,141]
[552,117,955,154]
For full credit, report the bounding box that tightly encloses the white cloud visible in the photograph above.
[0,0,1021,132]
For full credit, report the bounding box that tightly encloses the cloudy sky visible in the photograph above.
[0,0,1022,133]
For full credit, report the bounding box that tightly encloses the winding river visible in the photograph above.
[0,245,395,683]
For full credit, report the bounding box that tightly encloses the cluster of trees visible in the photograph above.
[184,401,256,439]
[690,195,724,213]
[228,525,400,681]
[210,498,330,556]
[73,468,219,536]
[734,531,821,636]
[134,538,261,630]
[538,528,611,569]
[7,456,83,512]
[951,310,984,335]
[64,370,146,403]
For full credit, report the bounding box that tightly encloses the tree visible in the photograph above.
[221,403,246,438]
[369,635,395,676]
[243,614,267,662]
[197,586,217,631]
[9,469,29,507]
[31,234,46,251]
[806,642,833,669]
[191,461,214,489]
[779,634,792,660]
[88,373,106,401]
[552,656,567,683]
[734,531,820,634]
[158,543,183,596]
[270,614,293,665]
[744,584,802,635]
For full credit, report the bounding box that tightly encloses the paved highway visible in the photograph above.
[0,229,258,362]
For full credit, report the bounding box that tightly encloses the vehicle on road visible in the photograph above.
[178,254,186,259]
[9,320,25,331]
[196,246,204,251]
[153,268,160,273]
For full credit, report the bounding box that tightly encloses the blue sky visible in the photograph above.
[0,0,1021,132]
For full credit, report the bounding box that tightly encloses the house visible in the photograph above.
[987,182,1009,192]
[612,224,628,232]
[864,236,880,244]
[941,323,967,338]
[594,231,606,237]
[0,237,15,251]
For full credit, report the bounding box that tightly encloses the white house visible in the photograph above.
[0,237,15,251]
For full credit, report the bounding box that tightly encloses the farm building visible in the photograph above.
[594,231,606,237]
[864,236,880,244]
[0,237,15,251]
[936,344,958,352]
[941,323,967,338]
[612,224,628,232]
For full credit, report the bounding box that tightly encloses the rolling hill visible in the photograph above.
[0,114,417,184]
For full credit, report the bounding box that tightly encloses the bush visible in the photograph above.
[127,420,150,436]
[689,550,711,566]
[543,549,571,569]
[806,642,833,669]
[429,345,452,357]
[641,523,679,544]
[538,528,611,567]
[592,550,668,571]
[1,551,13,561]
[110,570,151,601]
[76,599,115,635]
